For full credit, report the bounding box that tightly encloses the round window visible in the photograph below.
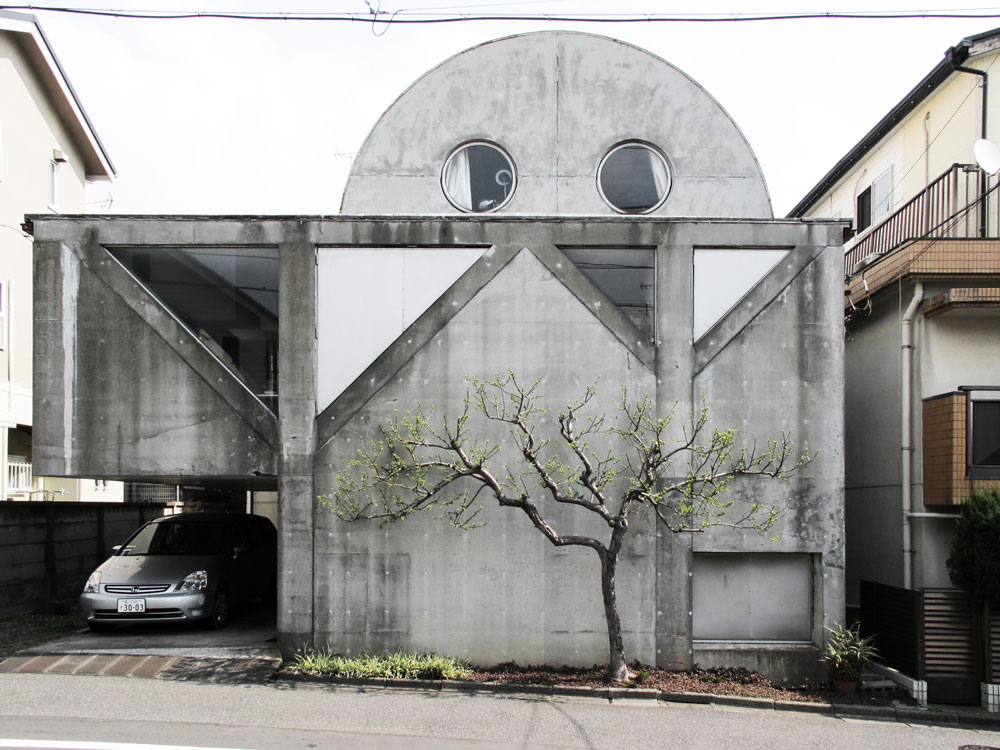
[441,142,517,213]
[597,142,671,214]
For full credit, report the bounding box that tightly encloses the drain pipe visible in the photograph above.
[901,282,924,590]
[949,43,988,237]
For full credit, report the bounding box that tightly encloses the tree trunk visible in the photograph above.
[601,550,630,683]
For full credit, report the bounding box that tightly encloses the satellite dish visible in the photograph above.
[974,139,1000,175]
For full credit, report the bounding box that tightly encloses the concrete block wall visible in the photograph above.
[0,502,167,614]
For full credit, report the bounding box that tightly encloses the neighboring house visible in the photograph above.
[789,26,1000,705]
[29,32,846,683]
[0,10,123,502]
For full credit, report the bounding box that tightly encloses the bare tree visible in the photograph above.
[324,372,812,683]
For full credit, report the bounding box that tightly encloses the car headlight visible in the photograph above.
[83,571,101,594]
[178,570,208,592]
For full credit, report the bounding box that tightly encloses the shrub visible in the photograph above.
[821,623,878,681]
[947,488,1000,607]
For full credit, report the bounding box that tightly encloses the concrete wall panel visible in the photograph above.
[314,248,657,666]
[342,32,771,218]
[32,239,278,483]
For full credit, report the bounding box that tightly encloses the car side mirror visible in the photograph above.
[111,545,122,554]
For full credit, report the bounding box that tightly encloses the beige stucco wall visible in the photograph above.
[0,31,88,427]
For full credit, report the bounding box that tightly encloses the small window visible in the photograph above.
[48,160,59,210]
[441,141,516,212]
[872,169,893,221]
[856,169,892,232]
[561,247,655,339]
[971,400,1000,472]
[597,141,670,214]
[856,187,872,231]
[0,280,7,350]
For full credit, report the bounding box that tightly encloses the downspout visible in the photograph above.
[948,43,988,237]
[901,282,923,590]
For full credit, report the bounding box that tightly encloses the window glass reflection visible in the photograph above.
[442,142,516,212]
[562,247,655,339]
[108,247,279,410]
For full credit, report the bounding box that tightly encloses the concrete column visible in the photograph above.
[277,230,317,658]
[654,231,695,670]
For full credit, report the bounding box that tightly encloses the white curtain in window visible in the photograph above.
[649,151,669,199]
[443,149,473,210]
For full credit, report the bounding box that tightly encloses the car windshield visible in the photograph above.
[119,521,229,556]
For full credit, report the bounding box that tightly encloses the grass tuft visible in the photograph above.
[290,649,472,680]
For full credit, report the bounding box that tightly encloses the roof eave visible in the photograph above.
[0,10,115,180]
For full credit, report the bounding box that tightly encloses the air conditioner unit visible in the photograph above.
[851,253,881,275]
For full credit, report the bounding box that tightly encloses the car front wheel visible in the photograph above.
[207,589,230,630]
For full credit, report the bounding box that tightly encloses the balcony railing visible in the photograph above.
[7,457,33,493]
[845,164,1000,276]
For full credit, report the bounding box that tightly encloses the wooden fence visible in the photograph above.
[860,579,991,705]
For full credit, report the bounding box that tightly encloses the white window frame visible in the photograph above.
[0,280,7,351]
[871,168,893,223]
[48,159,59,210]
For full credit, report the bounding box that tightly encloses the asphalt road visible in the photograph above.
[2,673,1000,750]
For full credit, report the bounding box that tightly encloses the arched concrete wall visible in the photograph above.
[341,32,772,217]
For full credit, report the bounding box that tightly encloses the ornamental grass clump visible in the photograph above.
[290,649,472,680]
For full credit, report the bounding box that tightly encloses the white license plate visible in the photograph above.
[116,598,146,613]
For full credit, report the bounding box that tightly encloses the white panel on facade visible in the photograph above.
[693,249,788,341]
[316,247,484,410]
[692,552,813,641]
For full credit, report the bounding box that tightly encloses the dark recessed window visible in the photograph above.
[108,247,279,409]
[856,187,873,232]
[971,400,1000,470]
[597,142,670,214]
[441,141,516,212]
[561,247,655,339]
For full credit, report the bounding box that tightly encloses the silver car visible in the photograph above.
[79,512,277,630]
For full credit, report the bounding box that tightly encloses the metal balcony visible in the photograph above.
[845,164,1000,276]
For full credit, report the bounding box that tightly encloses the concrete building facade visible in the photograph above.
[30,33,846,682]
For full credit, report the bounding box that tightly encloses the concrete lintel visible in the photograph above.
[27,215,846,250]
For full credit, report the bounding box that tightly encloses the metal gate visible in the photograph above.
[860,581,983,705]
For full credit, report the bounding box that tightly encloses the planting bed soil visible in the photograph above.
[466,663,915,706]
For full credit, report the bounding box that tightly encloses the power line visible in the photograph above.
[5,5,1000,22]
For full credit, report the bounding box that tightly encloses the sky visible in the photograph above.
[24,1,1000,217]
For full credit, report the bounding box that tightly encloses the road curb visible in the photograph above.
[273,669,1000,728]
